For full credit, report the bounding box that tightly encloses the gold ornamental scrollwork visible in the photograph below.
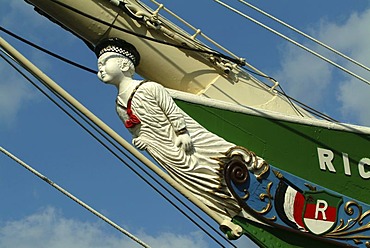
[221,146,276,221]
[228,156,249,185]
[221,151,250,200]
[254,181,276,221]
[324,200,370,245]
[255,182,273,215]
[222,146,270,180]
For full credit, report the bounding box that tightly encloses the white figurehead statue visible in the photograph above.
[96,38,193,154]
[95,38,268,237]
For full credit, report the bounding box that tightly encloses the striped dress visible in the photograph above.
[116,80,242,219]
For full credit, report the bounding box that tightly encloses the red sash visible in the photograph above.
[117,80,147,128]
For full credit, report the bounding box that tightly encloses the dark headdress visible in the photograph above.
[94,37,140,67]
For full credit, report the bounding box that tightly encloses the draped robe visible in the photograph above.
[116,81,242,219]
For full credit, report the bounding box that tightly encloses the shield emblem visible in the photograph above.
[302,190,342,235]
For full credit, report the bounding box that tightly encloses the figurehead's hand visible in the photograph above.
[175,132,194,155]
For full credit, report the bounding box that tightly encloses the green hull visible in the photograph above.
[175,97,370,247]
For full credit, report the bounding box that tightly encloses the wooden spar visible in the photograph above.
[0,36,226,227]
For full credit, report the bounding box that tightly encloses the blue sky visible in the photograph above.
[1,1,370,247]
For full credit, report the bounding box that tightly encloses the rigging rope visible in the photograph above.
[0,48,235,248]
[213,0,370,87]
[0,0,351,243]
[238,0,370,74]
[0,26,96,74]
[2,0,343,120]
[277,84,304,118]
[0,146,151,248]
[0,24,337,122]
[49,0,245,67]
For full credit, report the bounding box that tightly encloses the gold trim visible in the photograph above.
[256,161,269,180]
[254,182,273,215]
[240,189,250,200]
[324,200,370,244]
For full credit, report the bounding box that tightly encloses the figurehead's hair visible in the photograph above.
[94,37,140,67]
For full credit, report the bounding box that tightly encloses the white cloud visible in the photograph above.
[0,2,42,127]
[338,80,370,125]
[0,64,37,127]
[275,44,332,106]
[0,207,211,248]
[275,8,370,126]
[0,1,70,128]
[318,9,370,126]
[141,232,209,248]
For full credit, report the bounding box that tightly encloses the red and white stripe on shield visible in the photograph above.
[303,191,342,235]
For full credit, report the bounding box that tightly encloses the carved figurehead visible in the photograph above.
[95,38,193,153]
[95,38,270,238]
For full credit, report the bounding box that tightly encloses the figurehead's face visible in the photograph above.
[97,52,124,85]
[97,52,136,86]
